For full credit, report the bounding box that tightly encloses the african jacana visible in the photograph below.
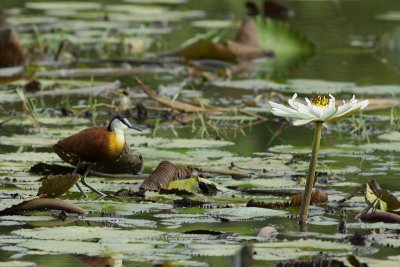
[54,114,141,197]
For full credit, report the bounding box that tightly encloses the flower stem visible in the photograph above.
[299,121,323,225]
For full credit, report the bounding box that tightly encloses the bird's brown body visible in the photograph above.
[53,115,140,198]
[55,127,125,163]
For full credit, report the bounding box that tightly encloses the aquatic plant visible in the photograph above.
[269,93,368,224]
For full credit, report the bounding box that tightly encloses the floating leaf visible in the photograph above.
[168,177,199,193]
[191,20,234,29]
[123,0,186,4]
[13,226,165,241]
[25,2,102,10]
[379,131,400,141]
[207,207,287,220]
[158,138,234,149]
[37,174,80,198]
[0,261,37,267]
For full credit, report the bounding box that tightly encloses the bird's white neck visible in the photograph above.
[114,129,125,142]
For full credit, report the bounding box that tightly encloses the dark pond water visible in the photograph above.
[1,0,400,266]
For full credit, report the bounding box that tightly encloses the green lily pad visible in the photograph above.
[158,138,234,149]
[361,142,400,152]
[0,261,37,267]
[13,226,165,241]
[207,207,287,220]
[379,131,400,141]
[191,20,234,29]
[123,0,186,4]
[25,2,102,10]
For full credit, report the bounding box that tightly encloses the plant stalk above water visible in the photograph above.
[299,121,323,224]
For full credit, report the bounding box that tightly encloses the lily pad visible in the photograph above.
[379,131,400,141]
[207,207,287,220]
[158,138,234,149]
[13,226,165,241]
[25,2,102,10]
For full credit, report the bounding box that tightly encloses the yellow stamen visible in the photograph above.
[311,93,329,107]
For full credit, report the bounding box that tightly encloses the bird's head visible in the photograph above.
[107,114,141,132]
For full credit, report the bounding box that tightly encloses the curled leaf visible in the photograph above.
[140,161,178,191]
[364,180,400,212]
[0,28,26,68]
[360,211,400,224]
[37,174,80,198]
[0,198,86,216]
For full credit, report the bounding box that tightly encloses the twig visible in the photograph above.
[136,78,208,113]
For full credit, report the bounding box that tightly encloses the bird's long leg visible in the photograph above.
[72,160,88,198]
[80,163,107,197]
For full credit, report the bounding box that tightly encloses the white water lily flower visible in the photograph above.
[269,93,369,126]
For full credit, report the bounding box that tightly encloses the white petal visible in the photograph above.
[269,101,306,118]
[359,99,369,109]
[320,101,337,120]
[311,105,325,119]
[305,97,312,107]
[293,118,314,126]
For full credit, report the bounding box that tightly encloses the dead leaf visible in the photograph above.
[360,210,400,224]
[290,189,328,207]
[0,28,26,68]
[0,198,86,216]
[364,180,400,212]
[140,161,191,191]
[37,174,80,198]
[161,39,269,61]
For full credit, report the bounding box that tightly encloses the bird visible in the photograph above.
[54,114,141,198]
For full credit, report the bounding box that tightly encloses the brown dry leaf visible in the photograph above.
[140,161,178,191]
[162,39,268,61]
[0,28,26,68]
[37,174,80,198]
[290,189,328,207]
[360,210,400,223]
[0,198,86,216]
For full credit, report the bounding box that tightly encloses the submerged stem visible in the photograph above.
[299,121,323,225]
